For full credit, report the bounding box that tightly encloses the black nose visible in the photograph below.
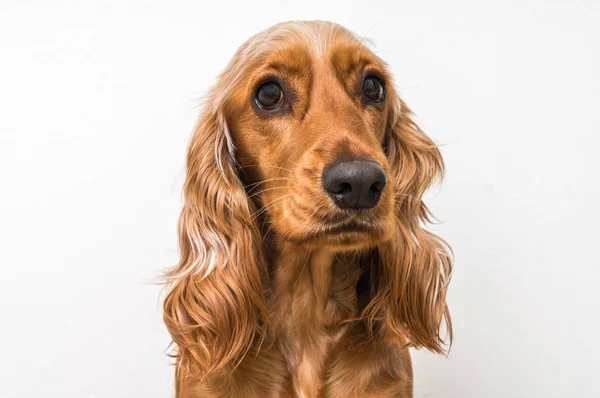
[322,159,387,209]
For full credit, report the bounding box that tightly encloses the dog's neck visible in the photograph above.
[271,242,334,305]
[270,243,335,396]
[264,238,370,397]
[262,233,374,319]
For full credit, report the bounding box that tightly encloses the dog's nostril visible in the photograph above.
[369,181,384,195]
[322,159,387,210]
[336,183,352,195]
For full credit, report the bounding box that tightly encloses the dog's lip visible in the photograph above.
[321,220,371,234]
[283,219,380,246]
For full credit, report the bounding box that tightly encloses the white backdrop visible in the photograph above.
[1,1,599,397]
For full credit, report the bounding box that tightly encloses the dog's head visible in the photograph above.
[224,23,398,250]
[164,21,452,375]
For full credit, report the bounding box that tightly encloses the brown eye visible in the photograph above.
[256,82,284,110]
[363,76,385,103]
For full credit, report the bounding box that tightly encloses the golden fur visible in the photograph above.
[163,21,452,398]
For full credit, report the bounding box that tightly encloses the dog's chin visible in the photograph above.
[316,232,383,252]
[280,219,393,252]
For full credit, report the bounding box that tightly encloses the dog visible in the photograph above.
[163,21,452,398]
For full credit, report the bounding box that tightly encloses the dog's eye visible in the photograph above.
[363,76,385,103]
[256,82,284,110]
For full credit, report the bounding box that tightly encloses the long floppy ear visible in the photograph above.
[368,96,452,354]
[163,94,270,376]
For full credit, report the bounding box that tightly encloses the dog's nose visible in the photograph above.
[322,159,387,209]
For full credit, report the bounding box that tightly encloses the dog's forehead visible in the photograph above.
[246,21,381,73]
[217,22,393,112]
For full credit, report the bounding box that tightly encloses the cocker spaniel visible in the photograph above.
[163,21,452,398]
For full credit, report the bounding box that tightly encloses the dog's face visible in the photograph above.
[224,26,397,251]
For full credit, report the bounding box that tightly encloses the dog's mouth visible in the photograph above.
[321,220,372,235]
[283,216,389,249]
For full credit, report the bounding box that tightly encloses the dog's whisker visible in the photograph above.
[246,194,295,224]
[245,176,293,185]
[263,213,284,238]
[245,178,292,193]
[238,164,294,173]
[247,185,288,199]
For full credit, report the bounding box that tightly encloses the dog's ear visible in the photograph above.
[163,91,270,376]
[368,96,452,354]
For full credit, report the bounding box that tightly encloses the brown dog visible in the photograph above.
[163,21,452,398]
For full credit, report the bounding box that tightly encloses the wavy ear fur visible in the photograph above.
[368,97,452,354]
[163,95,270,377]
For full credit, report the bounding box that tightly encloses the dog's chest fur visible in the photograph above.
[270,246,367,397]
[181,245,412,398]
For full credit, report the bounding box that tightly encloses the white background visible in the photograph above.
[1,1,599,397]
